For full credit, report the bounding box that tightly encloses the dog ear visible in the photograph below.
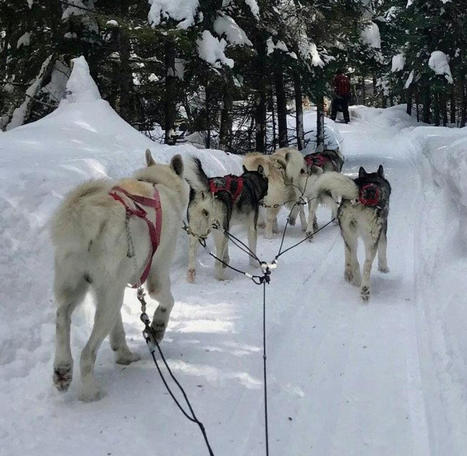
[377,165,384,177]
[274,157,287,170]
[243,165,248,173]
[310,165,323,176]
[201,191,206,200]
[257,164,265,176]
[359,166,367,178]
[145,149,156,167]
[170,154,184,176]
[285,152,290,162]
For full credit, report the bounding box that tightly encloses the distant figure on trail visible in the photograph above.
[331,69,351,123]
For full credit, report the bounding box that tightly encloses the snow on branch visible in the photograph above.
[428,51,453,84]
[391,53,405,72]
[361,22,381,49]
[197,31,234,69]
[214,14,252,46]
[148,0,199,29]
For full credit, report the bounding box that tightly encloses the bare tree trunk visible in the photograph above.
[270,88,276,151]
[254,35,267,153]
[219,75,233,151]
[416,87,420,122]
[361,76,366,105]
[461,74,466,128]
[164,38,177,145]
[205,83,211,149]
[274,61,288,147]
[450,86,456,124]
[406,86,413,116]
[433,92,440,126]
[293,72,304,150]
[316,94,325,152]
[117,17,131,121]
[372,74,377,106]
[422,86,431,123]
[441,92,448,126]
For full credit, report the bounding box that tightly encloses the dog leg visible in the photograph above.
[341,222,360,286]
[265,207,279,239]
[147,272,175,343]
[360,235,379,302]
[53,267,88,393]
[247,214,258,267]
[79,285,125,401]
[299,206,307,231]
[306,197,320,239]
[378,228,389,273]
[213,230,228,279]
[187,234,199,283]
[110,312,140,365]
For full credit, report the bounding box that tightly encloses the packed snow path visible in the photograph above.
[1,103,467,455]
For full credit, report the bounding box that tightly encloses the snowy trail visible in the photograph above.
[2,96,467,455]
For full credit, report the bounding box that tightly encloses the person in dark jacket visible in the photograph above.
[331,69,351,123]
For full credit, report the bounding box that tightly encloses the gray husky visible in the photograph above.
[310,165,391,301]
[185,158,268,281]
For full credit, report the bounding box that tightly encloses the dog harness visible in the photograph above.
[109,185,162,288]
[208,175,244,203]
[358,183,381,207]
[305,153,331,168]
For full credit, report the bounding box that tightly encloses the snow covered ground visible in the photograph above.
[1,59,467,456]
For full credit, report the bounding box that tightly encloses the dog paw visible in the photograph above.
[378,265,390,273]
[360,286,370,301]
[151,321,167,342]
[187,268,196,283]
[116,349,140,365]
[344,269,353,283]
[79,383,104,402]
[306,232,314,241]
[287,216,296,226]
[53,363,73,392]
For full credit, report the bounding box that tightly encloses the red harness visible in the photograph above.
[305,153,331,168]
[209,175,244,203]
[109,185,162,288]
[358,183,381,207]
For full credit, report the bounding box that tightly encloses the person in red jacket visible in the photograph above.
[331,69,351,123]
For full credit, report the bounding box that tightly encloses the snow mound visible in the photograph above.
[62,56,101,103]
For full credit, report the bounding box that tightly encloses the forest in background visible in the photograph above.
[0,0,465,153]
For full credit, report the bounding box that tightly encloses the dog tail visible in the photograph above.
[50,180,113,252]
[312,172,358,201]
[183,156,210,192]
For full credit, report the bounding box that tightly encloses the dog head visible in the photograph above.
[241,164,269,200]
[356,165,391,204]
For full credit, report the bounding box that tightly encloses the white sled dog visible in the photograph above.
[310,166,391,301]
[51,150,189,401]
[243,148,307,237]
[297,148,345,236]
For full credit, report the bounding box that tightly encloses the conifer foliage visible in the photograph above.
[0,0,465,142]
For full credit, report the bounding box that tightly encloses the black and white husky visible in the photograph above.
[185,158,268,281]
[310,165,391,301]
